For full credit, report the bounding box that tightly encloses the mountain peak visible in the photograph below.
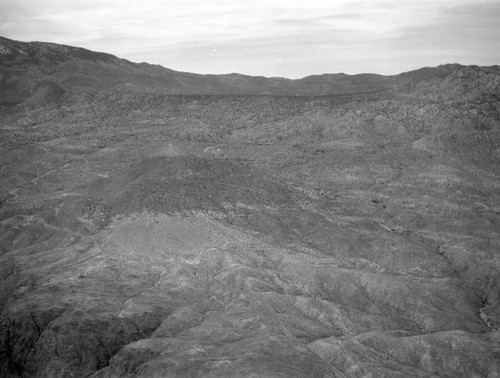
[0,36,117,63]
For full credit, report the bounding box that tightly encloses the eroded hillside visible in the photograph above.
[0,38,499,377]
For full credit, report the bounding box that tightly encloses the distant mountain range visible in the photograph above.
[0,36,466,104]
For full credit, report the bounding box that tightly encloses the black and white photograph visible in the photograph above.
[0,1,499,376]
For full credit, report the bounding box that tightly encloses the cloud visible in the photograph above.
[0,0,498,77]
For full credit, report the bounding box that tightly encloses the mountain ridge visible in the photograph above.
[0,36,466,79]
[0,36,473,100]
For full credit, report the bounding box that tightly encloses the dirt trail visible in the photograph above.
[31,168,57,186]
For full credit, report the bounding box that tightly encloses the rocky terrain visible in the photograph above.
[0,37,499,377]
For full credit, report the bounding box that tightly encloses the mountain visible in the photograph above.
[0,37,499,377]
[0,36,463,104]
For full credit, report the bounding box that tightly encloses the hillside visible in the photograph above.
[0,37,499,377]
[0,36,463,103]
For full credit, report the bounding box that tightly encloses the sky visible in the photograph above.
[0,0,499,78]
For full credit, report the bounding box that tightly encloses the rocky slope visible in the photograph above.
[0,38,499,377]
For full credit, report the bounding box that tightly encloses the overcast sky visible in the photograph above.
[1,0,499,78]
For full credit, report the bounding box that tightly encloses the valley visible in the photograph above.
[0,37,499,377]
